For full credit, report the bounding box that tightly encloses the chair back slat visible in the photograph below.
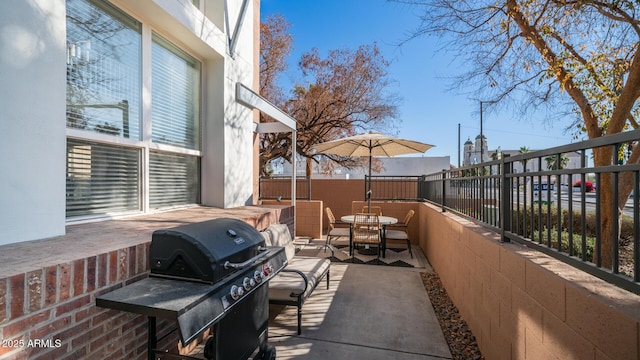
[403,210,415,226]
[353,213,380,244]
[361,206,382,216]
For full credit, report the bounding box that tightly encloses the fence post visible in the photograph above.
[441,169,447,212]
[500,155,511,242]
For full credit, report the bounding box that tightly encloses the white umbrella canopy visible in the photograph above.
[312,131,433,156]
[312,132,435,210]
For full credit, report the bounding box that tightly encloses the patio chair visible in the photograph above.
[385,209,415,258]
[352,213,381,258]
[325,207,350,249]
[360,206,382,216]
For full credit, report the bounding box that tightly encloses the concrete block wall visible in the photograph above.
[260,200,323,239]
[418,202,640,360]
[294,201,322,239]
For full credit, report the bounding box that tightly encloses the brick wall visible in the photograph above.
[418,202,640,360]
[0,206,293,360]
[0,246,154,360]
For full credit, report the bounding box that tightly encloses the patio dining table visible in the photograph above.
[341,215,397,258]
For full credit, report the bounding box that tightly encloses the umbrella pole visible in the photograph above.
[367,144,372,212]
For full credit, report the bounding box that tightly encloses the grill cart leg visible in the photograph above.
[148,317,157,360]
[254,345,276,360]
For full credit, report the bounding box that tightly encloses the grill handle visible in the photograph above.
[224,247,270,270]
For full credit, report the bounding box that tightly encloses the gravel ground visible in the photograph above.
[421,272,485,360]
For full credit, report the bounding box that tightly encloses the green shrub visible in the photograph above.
[532,228,596,261]
[512,205,633,240]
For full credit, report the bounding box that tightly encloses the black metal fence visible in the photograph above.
[365,175,426,201]
[423,129,640,294]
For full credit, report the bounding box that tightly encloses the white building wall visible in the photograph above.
[0,0,257,245]
[283,156,451,178]
[0,1,67,245]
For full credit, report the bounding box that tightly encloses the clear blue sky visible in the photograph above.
[260,0,577,165]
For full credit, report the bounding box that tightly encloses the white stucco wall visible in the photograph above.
[0,0,67,245]
[0,0,257,244]
[201,0,257,208]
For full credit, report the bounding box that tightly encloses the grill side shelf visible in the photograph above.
[96,247,287,346]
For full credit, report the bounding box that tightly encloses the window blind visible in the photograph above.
[66,139,140,217]
[151,33,201,150]
[149,151,200,209]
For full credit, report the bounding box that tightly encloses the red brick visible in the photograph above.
[58,263,71,302]
[56,295,90,316]
[10,273,25,319]
[60,346,87,360]
[143,243,150,272]
[72,259,85,297]
[0,278,7,323]
[128,246,137,277]
[31,341,70,360]
[0,334,27,356]
[118,248,128,280]
[69,319,103,348]
[2,309,51,338]
[90,308,115,327]
[103,312,130,332]
[27,270,43,313]
[97,253,107,288]
[136,244,146,275]
[86,256,96,292]
[74,308,91,323]
[30,314,72,340]
[109,251,118,284]
[89,326,123,353]
[44,266,57,306]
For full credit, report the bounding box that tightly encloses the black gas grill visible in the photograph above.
[97,218,288,360]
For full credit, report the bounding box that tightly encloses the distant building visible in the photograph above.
[462,135,585,182]
[463,134,489,165]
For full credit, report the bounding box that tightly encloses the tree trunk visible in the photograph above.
[593,148,618,269]
[306,157,313,178]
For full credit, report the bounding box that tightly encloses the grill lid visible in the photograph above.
[150,218,266,283]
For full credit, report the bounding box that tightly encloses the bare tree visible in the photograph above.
[398,0,640,267]
[259,16,400,176]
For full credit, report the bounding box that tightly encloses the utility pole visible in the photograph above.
[458,123,461,168]
[480,101,484,163]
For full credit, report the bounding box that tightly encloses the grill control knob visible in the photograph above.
[230,285,244,300]
[254,270,264,283]
[243,277,255,290]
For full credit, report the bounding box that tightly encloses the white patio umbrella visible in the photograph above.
[312,132,434,211]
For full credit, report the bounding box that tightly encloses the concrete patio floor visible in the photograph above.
[267,242,452,359]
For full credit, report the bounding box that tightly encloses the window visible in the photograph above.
[152,34,201,150]
[66,0,202,219]
[66,139,140,217]
[66,0,141,139]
